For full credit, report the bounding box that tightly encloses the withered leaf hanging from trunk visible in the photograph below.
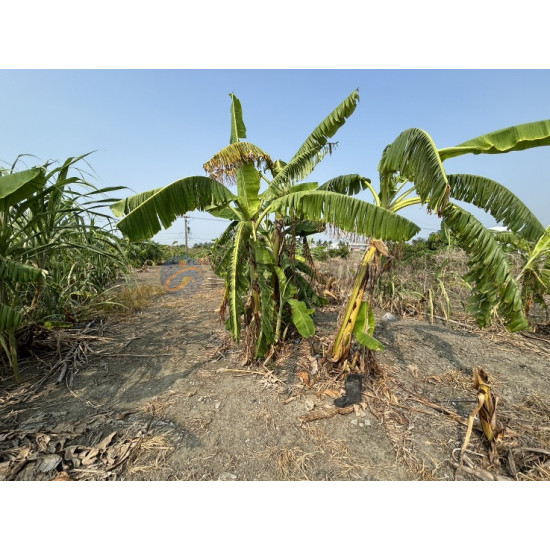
[203,142,274,186]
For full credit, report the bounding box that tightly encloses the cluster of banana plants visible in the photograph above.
[330,120,550,363]
[0,155,128,381]
[111,91,420,360]
[112,90,550,366]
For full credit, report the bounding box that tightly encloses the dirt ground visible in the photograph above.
[1,266,549,481]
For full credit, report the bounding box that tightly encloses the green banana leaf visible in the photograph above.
[448,174,545,242]
[266,90,360,198]
[235,163,261,219]
[353,302,385,351]
[318,174,371,196]
[439,119,550,160]
[291,90,359,163]
[0,167,47,208]
[287,298,315,338]
[442,203,528,332]
[112,176,237,241]
[266,190,420,242]
[522,226,550,274]
[0,258,46,283]
[229,93,247,144]
[379,128,449,215]
[0,303,23,331]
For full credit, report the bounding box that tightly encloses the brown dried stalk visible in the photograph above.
[298,405,354,424]
[457,367,502,475]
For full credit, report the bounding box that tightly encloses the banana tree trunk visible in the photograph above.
[248,240,261,321]
[329,241,379,362]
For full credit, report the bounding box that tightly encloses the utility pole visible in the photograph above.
[183,215,190,256]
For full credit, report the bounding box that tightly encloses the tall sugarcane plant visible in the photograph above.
[0,155,127,381]
[0,167,48,380]
[330,120,550,363]
[112,91,421,359]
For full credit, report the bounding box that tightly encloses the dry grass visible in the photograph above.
[309,249,550,480]
[243,416,375,480]
[373,363,550,480]
[103,283,165,316]
[126,434,175,476]
[303,424,370,479]
[252,440,358,481]
[509,393,550,450]
[517,460,550,481]
[142,390,180,417]
[271,446,316,480]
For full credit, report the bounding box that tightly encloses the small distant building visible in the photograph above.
[349,243,367,252]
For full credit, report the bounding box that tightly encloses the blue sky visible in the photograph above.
[1,69,549,246]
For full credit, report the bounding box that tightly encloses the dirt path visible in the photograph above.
[1,267,549,481]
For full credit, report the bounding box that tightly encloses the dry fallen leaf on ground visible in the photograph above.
[97,431,117,452]
[318,389,341,399]
[298,405,354,424]
[53,471,72,481]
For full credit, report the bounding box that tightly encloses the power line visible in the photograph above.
[188,216,231,223]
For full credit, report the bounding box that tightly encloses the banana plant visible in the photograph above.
[492,226,550,319]
[330,120,550,362]
[112,91,421,359]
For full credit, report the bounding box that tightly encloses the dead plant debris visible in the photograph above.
[2,265,549,481]
[0,409,178,481]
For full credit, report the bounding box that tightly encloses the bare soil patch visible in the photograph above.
[1,266,549,481]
